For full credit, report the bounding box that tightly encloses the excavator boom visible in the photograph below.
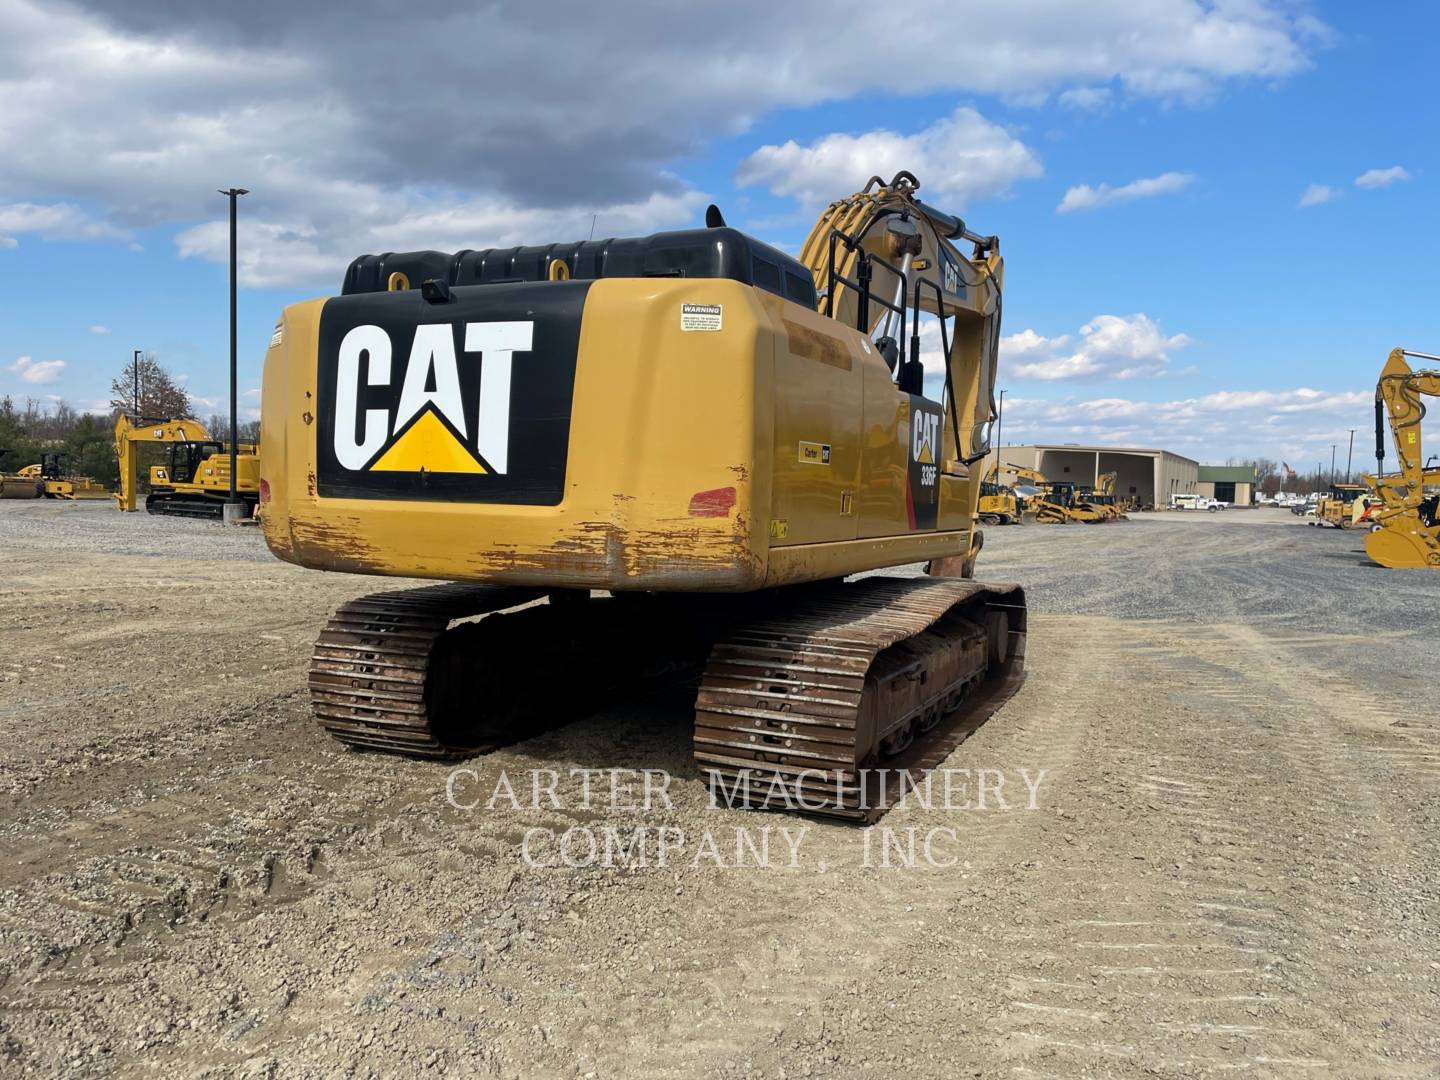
[1365,348,1440,568]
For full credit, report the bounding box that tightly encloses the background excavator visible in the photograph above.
[1084,471,1128,520]
[259,171,1027,819]
[978,462,1026,525]
[114,416,261,519]
[1365,348,1440,568]
[1000,463,1106,524]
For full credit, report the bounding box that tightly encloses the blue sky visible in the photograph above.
[1,1,1433,466]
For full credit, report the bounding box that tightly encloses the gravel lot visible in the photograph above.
[1,500,1438,1078]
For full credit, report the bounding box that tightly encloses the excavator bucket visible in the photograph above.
[1364,511,1440,568]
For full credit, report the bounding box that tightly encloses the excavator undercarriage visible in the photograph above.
[310,576,1025,821]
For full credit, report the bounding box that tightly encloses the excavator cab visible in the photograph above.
[165,440,225,486]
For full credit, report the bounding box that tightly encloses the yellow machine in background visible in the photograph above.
[114,416,260,519]
[1085,471,1128,520]
[18,455,109,500]
[977,462,1025,525]
[0,469,42,499]
[1000,463,1105,524]
[260,171,1027,818]
[1365,348,1440,568]
[1312,483,1368,528]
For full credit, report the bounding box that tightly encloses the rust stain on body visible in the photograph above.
[783,319,852,370]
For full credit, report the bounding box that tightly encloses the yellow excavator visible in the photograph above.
[1365,348,1440,568]
[1085,471,1128,520]
[977,462,1025,525]
[1000,463,1105,524]
[114,416,261,518]
[259,171,1027,819]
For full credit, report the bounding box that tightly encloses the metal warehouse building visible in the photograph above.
[985,444,1200,509]
[1196,465,1257,506]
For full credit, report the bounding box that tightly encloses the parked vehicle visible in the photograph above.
[1171,493,1223,512]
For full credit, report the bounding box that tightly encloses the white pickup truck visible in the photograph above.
[1170,494,1225,512]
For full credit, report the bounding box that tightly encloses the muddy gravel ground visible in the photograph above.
[2,501,1438,1079]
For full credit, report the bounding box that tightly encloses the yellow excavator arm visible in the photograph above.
[798,171,1003,472]
[1001,462,1048,486]
[1364,347,1440,568]
[113,416,213,512]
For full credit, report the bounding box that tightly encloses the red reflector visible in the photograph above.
[688,486,736,518]
[259,478,272,504]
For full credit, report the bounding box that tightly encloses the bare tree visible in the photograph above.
[109,354,192,419]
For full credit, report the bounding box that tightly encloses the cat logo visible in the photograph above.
[911,408,939,466]
[331,321,532,476]
[316,285,584,505]
[941,252,962,297]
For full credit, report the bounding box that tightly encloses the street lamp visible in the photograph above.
[996,389,1006,453]
[1346,429,1355,483]
[218,187,248,523]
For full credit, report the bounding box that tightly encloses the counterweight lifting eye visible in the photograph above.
[548,260,570,281]
[387,271,410,292]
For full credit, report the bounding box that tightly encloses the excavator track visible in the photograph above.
[309,583,544,756]
[309,577,1027,824]
[694,576,1026,822]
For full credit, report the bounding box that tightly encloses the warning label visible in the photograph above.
[680,303,723,332]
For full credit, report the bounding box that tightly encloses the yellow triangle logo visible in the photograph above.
[916,440,934,465]
[369,409,487,474]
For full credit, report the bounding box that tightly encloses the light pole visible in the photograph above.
[1346,429,1355,483]
[219,187,248,522]
[1330,444,1336,485]
[996,389,1006,455]
[132,348,142,416]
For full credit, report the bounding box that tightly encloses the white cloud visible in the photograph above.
[736,107,1042,209]
[1057,86,1112,110]
[996,386,1370,461]
[0,0,1324,280]
[88,324,111,335]
[8,356,67,384]
[1354,166,1411,190]
[0,201,129,247]
[1006,314,1190,381]
[1297,183,1336,207]
[1001,329,1072,361]
[1057,172,1194,214]
[175,188,709,289]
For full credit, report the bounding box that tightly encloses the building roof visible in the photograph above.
[1198,465,1257,483]
[999,443,1200,465]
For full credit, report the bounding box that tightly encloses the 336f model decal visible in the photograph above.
[315,283,589,504]
[906,395,943,530]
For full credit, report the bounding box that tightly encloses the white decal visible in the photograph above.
[395,324,468,438]
[680,303,723,332]
[334,325,392,469]
[465,321,533,475]
[912,410,939,460]
[332,321,534,475]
